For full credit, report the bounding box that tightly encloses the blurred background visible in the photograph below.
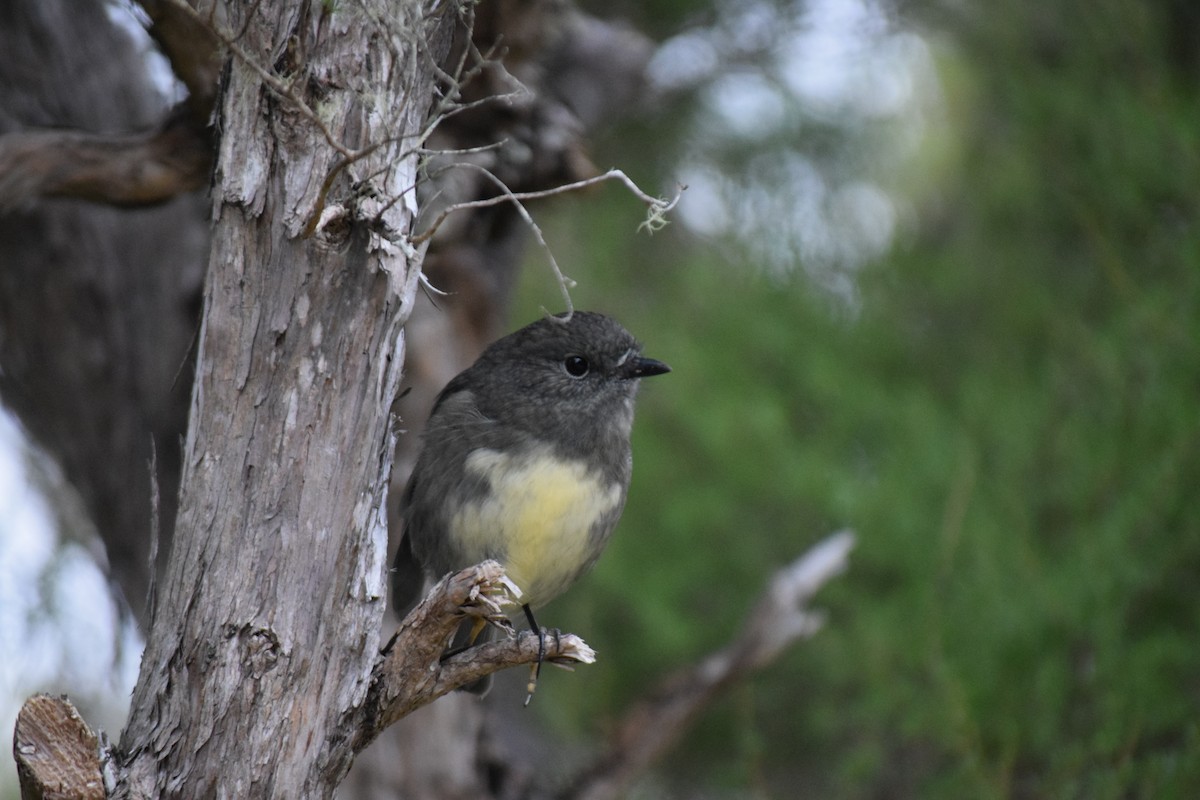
[3,0,1199,797]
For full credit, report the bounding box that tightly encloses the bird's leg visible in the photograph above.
[523,603,543,706]
[523,603,544,665]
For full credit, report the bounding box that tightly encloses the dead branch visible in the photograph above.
[351,560,596,753]
[0,0,398,213]
[0,0,221,211]
[13,694,106,800]
[562,530,856,800]
[412,167,682,246]
[411,165,683,314]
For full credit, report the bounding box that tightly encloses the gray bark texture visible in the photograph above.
[113,1,458,796]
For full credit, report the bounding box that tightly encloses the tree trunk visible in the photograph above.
[115,2,456,795]
[6,3,829,798]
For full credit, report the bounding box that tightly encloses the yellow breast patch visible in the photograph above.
[450,447,623,607]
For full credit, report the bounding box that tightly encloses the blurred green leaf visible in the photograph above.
[511,0,1200,796]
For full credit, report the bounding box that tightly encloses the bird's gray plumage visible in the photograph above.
[391,311,667,619]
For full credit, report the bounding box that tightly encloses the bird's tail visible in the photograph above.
[390,531,426,619]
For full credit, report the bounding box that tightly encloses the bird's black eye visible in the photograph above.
[564,355,589,377]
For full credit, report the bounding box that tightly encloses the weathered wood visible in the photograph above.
[351,561,594,753]
[114,3,457,796]
[14,694,106,800]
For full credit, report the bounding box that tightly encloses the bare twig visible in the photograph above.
[427,160,576,311]
[563,530,856,800]
[410,166,682,313]
[413,167,681,246]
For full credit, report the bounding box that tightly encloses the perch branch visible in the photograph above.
[350,561,595,753]
[562,530,856,800]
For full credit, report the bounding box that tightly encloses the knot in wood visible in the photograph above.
[224,622,284,679]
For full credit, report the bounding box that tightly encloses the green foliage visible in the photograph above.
[512,0,1200,796]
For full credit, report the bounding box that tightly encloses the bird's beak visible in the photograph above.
[621,356,671,380]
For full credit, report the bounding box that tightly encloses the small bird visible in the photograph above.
[391,311,669,695]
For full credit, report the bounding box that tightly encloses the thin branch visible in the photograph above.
[562,530,856,800]
[412,168,682,245]
[410,166,682,313]
[421,81,531,139]
[421,139,509,159]
[465,162,577,313]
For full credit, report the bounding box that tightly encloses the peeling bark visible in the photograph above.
[113,2,458,796]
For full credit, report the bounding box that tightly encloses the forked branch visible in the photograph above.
[350,561,596,753]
